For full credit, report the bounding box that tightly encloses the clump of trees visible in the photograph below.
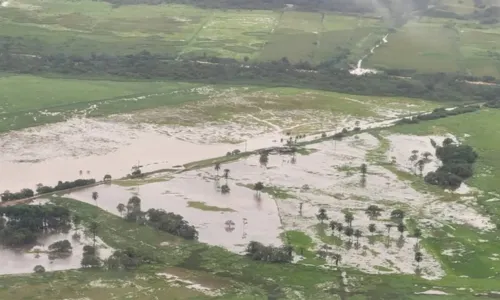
[117,196,198,240]
[81,245,101,268]
[146,208,198,240]
[0,205,71,247]
[398,105,481,125]
[424,138,478,189]
[1,179,97,202]
[36,179,96,194]
[105,247,160,270]
[245,241,293,263]
[1,188,34,202]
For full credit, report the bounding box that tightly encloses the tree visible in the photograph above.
[214,163,221,177]
[390,209,405,222]
[329,221,337,234]
[443,137,454,146]
[416,159,425,175]
[221,184,231,194]
[336,223,344,236]
[344,227,354,241]
[127,196,141,213]
[254,182,264,196]
[385,224,393,236]
[397,223,405,237]
[365,205,382,219]
[259,152,269,167]
[316,208,328,223]
[423,151,433,160]
[89,221,99,248]
[49,240,72,254]
[92,191,99,207]
[354,229,362,244]
[331,253,342,266]
[360,163,367,176]
[117,203,126,216]
[414,251,423,267]
[414,228,422,246]
[223,169,230,183]
[33,265,45,273]
[344,212,354,227]
[103,174,112,182]
[81,254,101,268]
[368,223,376,235]
[72,214,82,233]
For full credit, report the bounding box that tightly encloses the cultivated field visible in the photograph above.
[0,0,385,64]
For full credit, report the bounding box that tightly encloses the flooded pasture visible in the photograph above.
[58,132,493,279]
[0,228,113,275]
[66,175,283,253]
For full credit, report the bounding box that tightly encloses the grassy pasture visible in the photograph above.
[0,75,439,132]
[365,21,462,72]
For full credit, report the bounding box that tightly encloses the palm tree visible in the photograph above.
[344,212,354,228]
[415,159,425,176]
[89,221,99,248]
[414,251,423,267]
[316,208,328,224]
[117,203,126,217]
[91,191,99,207]
[354,229,362,244]
[336,223,344,236]
[223,169,230,184]
[365,205,382,220]
[368,223,376,235]
[254,182,264,197]
[329,221,337,235]
[397,223,405,237]
[214,163,221,177]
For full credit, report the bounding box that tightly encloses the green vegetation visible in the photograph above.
[187,201,235,212]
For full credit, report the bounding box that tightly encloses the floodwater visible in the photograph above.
[66,174,283,253]
[0,229,114,275]
[0,116,402,192]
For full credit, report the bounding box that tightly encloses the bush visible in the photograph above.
[33,265,45,273]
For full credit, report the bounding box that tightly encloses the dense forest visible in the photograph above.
[1,50,499,104]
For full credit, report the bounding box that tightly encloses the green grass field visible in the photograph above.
[365,20,462,73]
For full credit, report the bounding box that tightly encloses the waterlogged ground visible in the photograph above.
[0,86,437,192]
[55,132,495,281]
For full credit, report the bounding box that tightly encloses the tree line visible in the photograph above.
[1,179,96,202]
[424,138,478,189]
[2,50,500,105]
[397,105,481,125]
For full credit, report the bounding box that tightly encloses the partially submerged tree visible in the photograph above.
[397,223,406,237]
[390,209,405,223]
[214,163,221,177]
[221,184,231,194]
[117,203,126,216]
[365,205,382,220]
[316,208,329,224]
[254,182,264,196]
[368,223,376,235]
[344,212,354,227]
[92,191,99,207]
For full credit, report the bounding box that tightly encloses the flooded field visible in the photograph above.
[54,132,493,280]
[0,226,113,275]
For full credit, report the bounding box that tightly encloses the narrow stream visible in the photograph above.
[350,34,389,76]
